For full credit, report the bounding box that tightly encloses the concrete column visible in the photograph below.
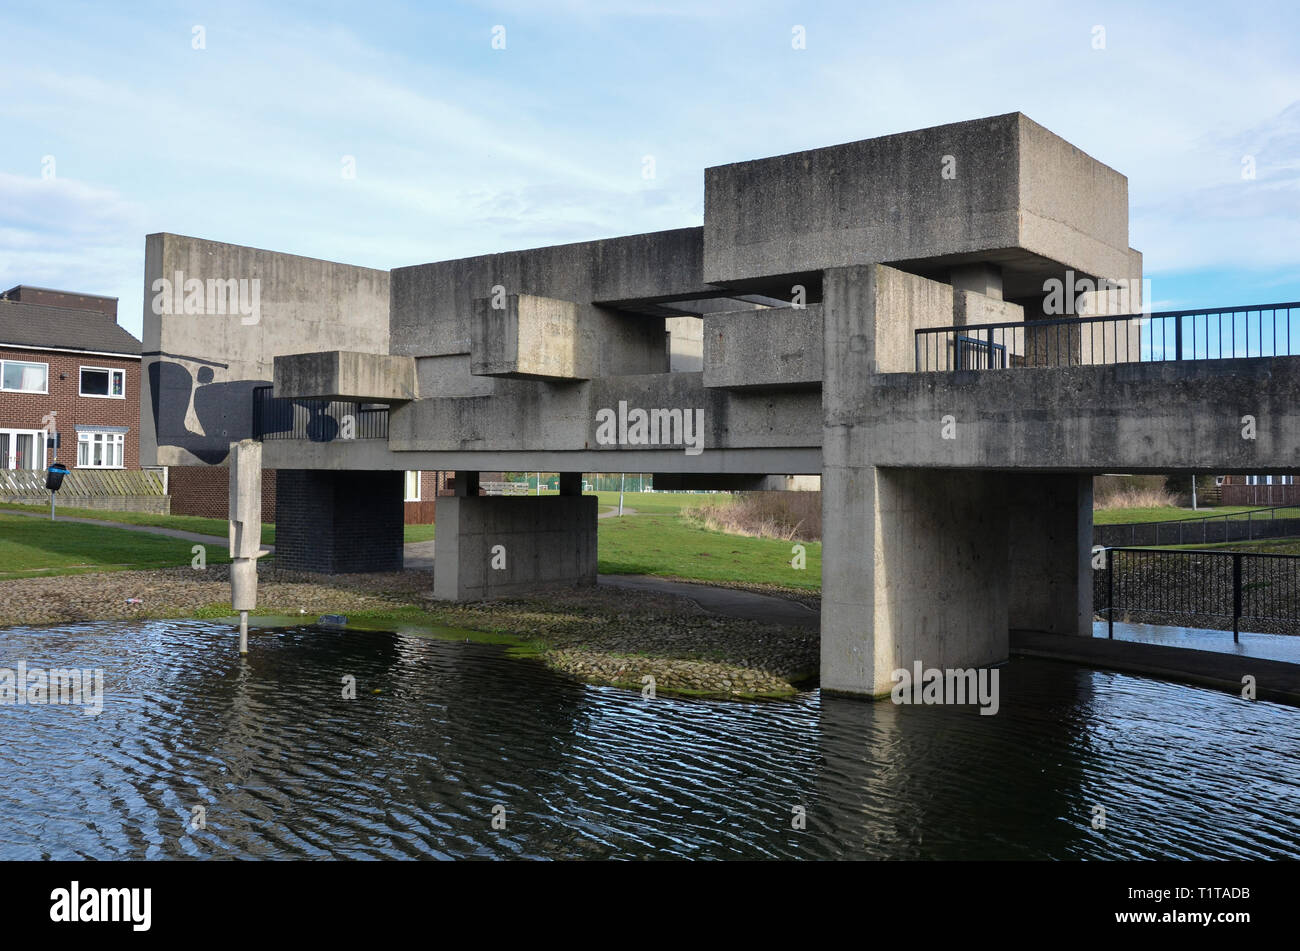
[454,470,480,497]
[275,469,404,573]
[950,262,1003,300]
[821,263,1011,697]
[1007,473,1093,636]
[433,495,597,601]
[558,472,583,496]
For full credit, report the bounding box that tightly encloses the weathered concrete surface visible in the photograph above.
[820,467,1011,697]
[391,227,707,371]
[471,294,586,380]
[141,233,390,467]
[703,304,823,389]
[386,370,822,457]
[1007,473,1093,636]
[433,495,597,600]
[704,113,1133,299]
[273,350,417,401]
[864,356,1300,472]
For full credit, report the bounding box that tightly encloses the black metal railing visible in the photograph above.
[252,385,388,441]
[1094,505,1300,548]
[1097,546,1300,641]
[915,301,1300,371]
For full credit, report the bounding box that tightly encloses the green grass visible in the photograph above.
[1093,505,1300,525]
[592,491,724,515]
[0,501,274,543]
[0,501,436,545]
[597,513,819,588]
[1161,538,1300,555]
[0,511,221,579]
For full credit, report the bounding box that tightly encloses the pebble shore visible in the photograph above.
[0,566,818,700]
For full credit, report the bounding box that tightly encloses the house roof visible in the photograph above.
[0,299,141,357]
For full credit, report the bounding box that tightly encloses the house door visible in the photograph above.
[0,430,47,470]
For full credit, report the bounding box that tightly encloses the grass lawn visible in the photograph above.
[0,501,274,544]
[0,512,218,579]
[1093,505,1300,525]
[592,491,725,515]
[597,513,819,588]
[0,502,436,545]
[1161,538,1300,555]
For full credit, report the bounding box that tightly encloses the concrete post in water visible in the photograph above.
[228,439,268,653]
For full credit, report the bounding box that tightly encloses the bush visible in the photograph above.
[684,491,821,541]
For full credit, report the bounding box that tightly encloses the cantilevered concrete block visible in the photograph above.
[704,113,1135,301]
[703,305,823,389]
[274,350,417,402]
[471,294,588,380]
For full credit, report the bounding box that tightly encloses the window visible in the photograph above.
[0,359,49,393]
[77,431,124,469]
[79,366,126,398]
[404,470,421,501]
[0,429,47,470]
[1246,475,1295,486]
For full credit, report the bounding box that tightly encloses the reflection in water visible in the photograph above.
[1,620,1298,860]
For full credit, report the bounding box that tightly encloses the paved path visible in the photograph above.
[1013,629,1300,706]
[597,574,818,628]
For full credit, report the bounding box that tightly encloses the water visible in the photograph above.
[1,619,1298,860]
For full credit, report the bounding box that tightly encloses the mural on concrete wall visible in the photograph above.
[147,355,263,464]
[141,233,392,467]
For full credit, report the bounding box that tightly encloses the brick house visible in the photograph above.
[0,286,141,472]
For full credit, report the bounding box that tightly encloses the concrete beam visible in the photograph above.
[273,350,417,402]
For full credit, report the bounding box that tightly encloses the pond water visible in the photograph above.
[1,619,1298,860]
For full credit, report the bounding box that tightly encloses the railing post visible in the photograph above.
[1107,550,1115,639]
[1232,552,1242,644]
[1175,314,1183,360]
[914,331,920,372]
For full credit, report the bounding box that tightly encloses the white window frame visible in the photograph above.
[0,358,50,394]
[0,428,48,470]
[78,365,126,399]
[404,470,421,501]
[1246,475,1295,486]
[76,431,125,469]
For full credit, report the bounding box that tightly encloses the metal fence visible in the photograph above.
[915,302,1300,371]
[1093,506,1300,548]
[252,385,389,441]
[1097,546,1300,641]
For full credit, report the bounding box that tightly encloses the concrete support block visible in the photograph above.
[471,294,587,380]
[703,305,823,389]
[273,350,417,402]
[275,469,404,573]
[433,495,597,601]
[1007,473,1093,635]
[820,466,1010,697]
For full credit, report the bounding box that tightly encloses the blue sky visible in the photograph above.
[2,0,1298,339]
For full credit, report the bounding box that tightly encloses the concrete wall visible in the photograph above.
[141,233,390,467]
[863,356,1300,472]
[433,495,597,600]
[390,228,708,374]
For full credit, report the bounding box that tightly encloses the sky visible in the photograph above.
[1,0,1299,339]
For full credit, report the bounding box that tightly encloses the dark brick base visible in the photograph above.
[275,469,404,573]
